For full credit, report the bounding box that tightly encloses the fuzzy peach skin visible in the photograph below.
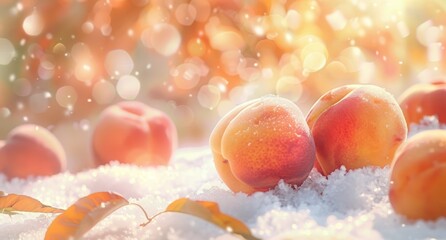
[306,85,407,176]
[398,81,446,127]
[0,124,66,179]
[210,96,316,194]
[92,101,177,167]
[389,130,446,220]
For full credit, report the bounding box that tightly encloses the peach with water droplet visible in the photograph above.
[210,96,315,194]
[307,84,407,176]
[389,129,446,220]
[0,124,66,179]
[92,101,177,166]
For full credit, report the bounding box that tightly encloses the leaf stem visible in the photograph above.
[129,203,159,227]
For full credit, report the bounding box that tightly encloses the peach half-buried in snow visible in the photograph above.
[306,84,407,176]
[210,96,315,194]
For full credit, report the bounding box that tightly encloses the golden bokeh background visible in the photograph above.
[0,0,445,157]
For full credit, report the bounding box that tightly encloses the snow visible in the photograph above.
[2,119,446,240]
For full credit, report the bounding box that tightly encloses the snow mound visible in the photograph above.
[1,118,446,239]
[408,115,446,137]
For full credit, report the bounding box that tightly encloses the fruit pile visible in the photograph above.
[210,81,446,220]
[1,81,446,222]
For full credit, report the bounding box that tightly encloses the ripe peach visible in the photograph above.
[0,124,66,179]
[92,101,177,166]
[398,81,446,127]
[306,85,407,176]
[210,96,316,194]
[389,130,446,220]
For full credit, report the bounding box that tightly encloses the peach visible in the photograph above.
[389,130,446,220]
[306,84,407,176]
[398,81,446,127]
[210,96,315,194]
[0,124,66,179]
[92,101,177,166]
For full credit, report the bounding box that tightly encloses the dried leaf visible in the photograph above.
[165,198,260,240]
[44,194,259,240]
[0,193,64,215]
[44,192,129,240]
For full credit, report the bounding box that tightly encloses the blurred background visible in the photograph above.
[0,0,445,171]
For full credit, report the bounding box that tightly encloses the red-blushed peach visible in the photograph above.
[306,84,407,176]
[0,124,66,179]
[92,101,177,167]
[398,81,446,127]
[210,96,316,194]
[389,129,446,220]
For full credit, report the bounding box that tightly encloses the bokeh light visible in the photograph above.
[197,85,220,110]
[150,23,181,56]
[92,80,116,105]
[0,0,445,147]
[116,75,140,100]
[175,4,197,26]
[56,86,78,108]
[276,76,303,101]
[172,63,201,90]
[22,10,44,36]
[0,38,15,65]
[105,49,134,76]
